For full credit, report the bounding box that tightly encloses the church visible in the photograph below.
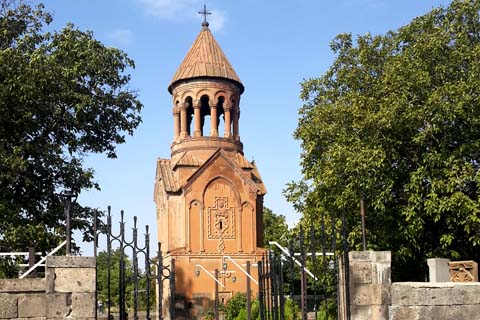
[154,15,267,319]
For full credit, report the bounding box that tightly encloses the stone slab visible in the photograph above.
[0,294,17,318]
[427,258,450,282]
[350,305,388,320]
[391,282,480,306]
[54,267,96,293]
[71,292,95,318]
[46,293,71,318]
[350,284,390,306]
[0,278,45,292]
[390,305,480,320]
[349,261,372,284]
[349,251,391,263]
[18,293,46,317]
[46,256,95,268]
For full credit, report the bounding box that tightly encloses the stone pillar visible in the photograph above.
[427,258,450,282]
[233,107,240,141]
[344,251,391,320]
[173,107,180,140]
[46,256,96,319]
[210,102,218,137]
[193,100,201,137]
[224,104,232,138]
[180,102,188,138]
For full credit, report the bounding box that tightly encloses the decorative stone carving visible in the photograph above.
[208,196,235,252]
[449,260,478,282]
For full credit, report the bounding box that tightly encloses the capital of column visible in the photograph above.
[179,102,189,110]
[172,107,180,115]
[193,100,201,109]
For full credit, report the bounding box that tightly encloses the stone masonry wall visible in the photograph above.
[389,282,480,320]
[346,251,480,320]
[347,251,391,320]
[0,256,95,319]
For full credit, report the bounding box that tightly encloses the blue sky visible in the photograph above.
[42,0,452,254]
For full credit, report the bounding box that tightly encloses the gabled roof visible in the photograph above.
[156,159,180,192]
[171,151,204,169]
[168,26,243,93]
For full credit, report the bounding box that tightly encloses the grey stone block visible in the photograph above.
[0,294,18,318]
[427,258,450,282]
[351,305,389,320]
[54,267,96,293]
[391,282,480,306]
[349,261,372,284]
[71,292,95,318]
[46,256,95,268]
[349,251,391,263]
[46,293,72,318]
[18,293,46,317]
[389,306,421,320]
[350,284,391,306]
[0,278,45,292]
[372,262,391,285]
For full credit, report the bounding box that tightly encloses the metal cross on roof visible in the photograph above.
[198,4,212,26]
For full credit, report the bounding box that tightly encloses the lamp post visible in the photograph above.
[61,189,77,255]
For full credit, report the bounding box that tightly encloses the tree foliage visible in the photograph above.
[286,0,480,280]
[263,207,289,248]
[0,1,142,255]
[96,249,155,311]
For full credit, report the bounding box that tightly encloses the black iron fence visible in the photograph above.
[259,210,351,320]
[94,207,175,320]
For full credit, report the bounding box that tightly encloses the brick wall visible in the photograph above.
[0,256,95,319]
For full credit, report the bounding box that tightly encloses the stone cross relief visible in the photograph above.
[208,196,235,252]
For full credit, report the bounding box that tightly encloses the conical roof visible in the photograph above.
[168,25,243,93]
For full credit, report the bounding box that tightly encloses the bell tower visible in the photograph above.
[154,16,266,319]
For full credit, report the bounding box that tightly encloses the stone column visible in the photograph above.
[173,107,180,140]
[224,104,232,138]
[233,107,240,141]
[342,251,391,320]
[193,100,201,137]
[210,102,218,137]
[180,102,188,138]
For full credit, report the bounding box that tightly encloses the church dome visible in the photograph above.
[168,25,244,93]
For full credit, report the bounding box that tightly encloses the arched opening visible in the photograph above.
[185,96,194,137]
[217,96,225,137]
[174,100,180,138]
[200,95,210,136]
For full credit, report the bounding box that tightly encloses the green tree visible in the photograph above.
[0,1,142,258]
[224,292,246,320]
[286,0,480,280]
[96,249,155,311]
[263,207,290,248]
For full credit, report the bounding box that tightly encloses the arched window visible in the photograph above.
[185,96,194,136]
[217,96,225,136]
[200,95,210,136]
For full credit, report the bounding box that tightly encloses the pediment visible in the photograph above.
[182,149,259,195]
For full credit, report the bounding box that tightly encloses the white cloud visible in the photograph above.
[135,0,226,31]
[209,9,225,33]
[107,29,133,46]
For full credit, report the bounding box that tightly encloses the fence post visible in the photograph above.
[247,261,251,320]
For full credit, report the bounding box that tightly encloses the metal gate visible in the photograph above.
[94,207,175,320]
[259,210,351,320]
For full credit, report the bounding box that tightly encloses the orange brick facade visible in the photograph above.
[154,23,266,319]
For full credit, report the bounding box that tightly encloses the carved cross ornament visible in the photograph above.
[208,196,235,252]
